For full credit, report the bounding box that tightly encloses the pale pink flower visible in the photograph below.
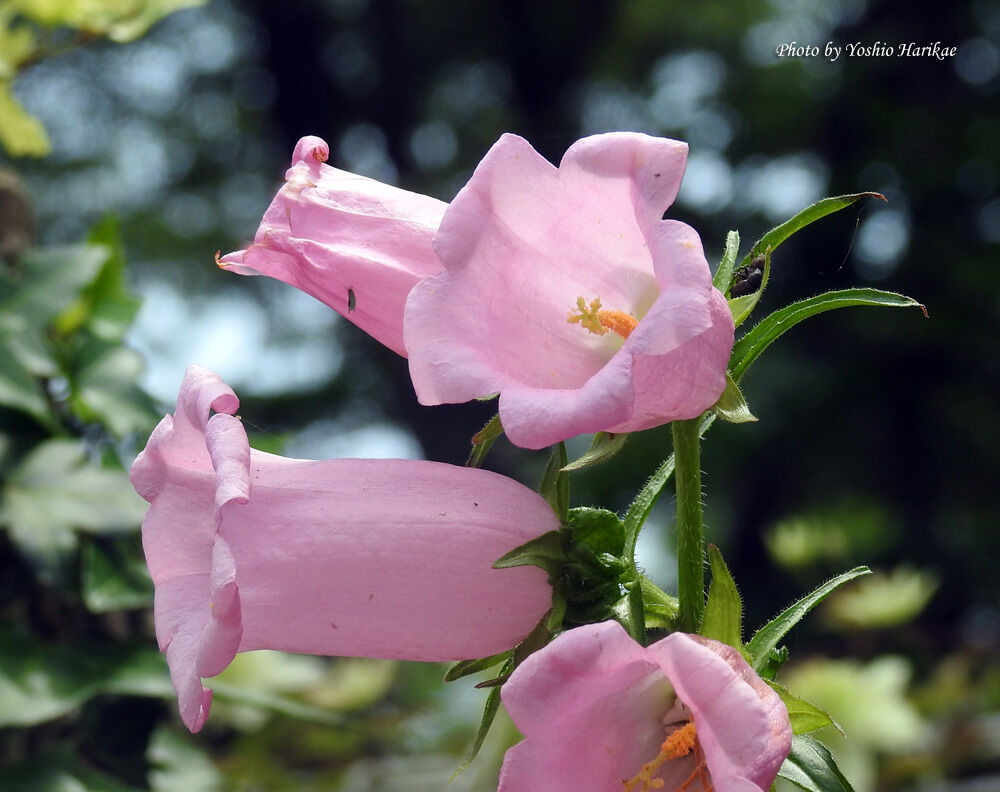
[130,365,554,732]
[218,136,446,356]
[404,133,734,449]
[499,621,791,792]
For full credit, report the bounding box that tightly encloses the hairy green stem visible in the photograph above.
[672,417,705,632]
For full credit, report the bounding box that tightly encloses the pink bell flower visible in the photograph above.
[130,366,555,733]
[404,133,734,449]
[498,620,791,792]
[218,136,446,357]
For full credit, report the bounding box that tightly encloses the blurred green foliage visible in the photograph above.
[0,0,205,156]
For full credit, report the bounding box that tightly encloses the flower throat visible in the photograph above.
[622,721,713,792]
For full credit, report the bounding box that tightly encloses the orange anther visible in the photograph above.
[568,296,639,340]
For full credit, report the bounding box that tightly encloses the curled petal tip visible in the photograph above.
[292,135,330,165]
[214,249,226,268]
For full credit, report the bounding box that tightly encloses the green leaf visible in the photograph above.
[0,340,52,423]
[712,229,740,291]
[0,439,146,579]
[0,79,49,157]
[148,726,224,792]
[1,245,108,329]
[466,412,503,467]
[567,507,625,556]
[700,545,744,652]
[81,537,153,612]
[731,288,927,383]
[561,431,629,471]
[539,441,569,522]
[70,343,156,436]
[0,624,172,727]
[744,192,885,269]
[207,679,348,726]
[769,680,843,736]
[444,650,511,683]
[823,566,938,630]
[60,215,141,342]
[746,567,872,672]
[0,243,109,422]
[726,192,885,329]
[759,646,789,681]
[0,745,143,792]
[778,735,856,792]
[8,0,207,42]
[493,530,566,578]
[711,372,757,423]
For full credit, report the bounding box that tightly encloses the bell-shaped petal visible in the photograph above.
[404,133,734,449]
[498,621,791,792]
[131,366,555,732]
[218,136,447,356]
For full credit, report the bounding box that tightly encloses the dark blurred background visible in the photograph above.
[1,0,998,790]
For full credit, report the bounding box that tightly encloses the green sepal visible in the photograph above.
[778,734,856,792]
[566,507,625,556]
[638,575,679,630]
[547,589,567,633]
[466,412,503,468]
[730,288,927,383]
[444,650,511,683]
[712,230,741,292]
[454,610,558,777]
[452,658,511,778]
[711,372,757,424]
[494,508,627,630]
[768,680,844,736]
[493,530,566,578]
[728,247,771,327]
[561,431,629,472]
[746,567,871,672]
[539,442,569,522]
[625,581,646,640]
[700,545,745,655]
[512,612,556,668]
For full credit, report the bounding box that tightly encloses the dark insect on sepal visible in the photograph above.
[729,255,765,298]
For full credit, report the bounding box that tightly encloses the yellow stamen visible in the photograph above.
[567,296,639,340]
[622,722,713,792]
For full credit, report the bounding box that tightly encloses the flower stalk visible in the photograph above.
[672,416,705,633]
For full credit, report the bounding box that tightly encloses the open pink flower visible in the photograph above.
[130,366,554,732]
[218,136,446,356]
[404,133,734,449]
[499,621,791,792]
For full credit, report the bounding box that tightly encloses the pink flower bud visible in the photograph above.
[218,136,446,356]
